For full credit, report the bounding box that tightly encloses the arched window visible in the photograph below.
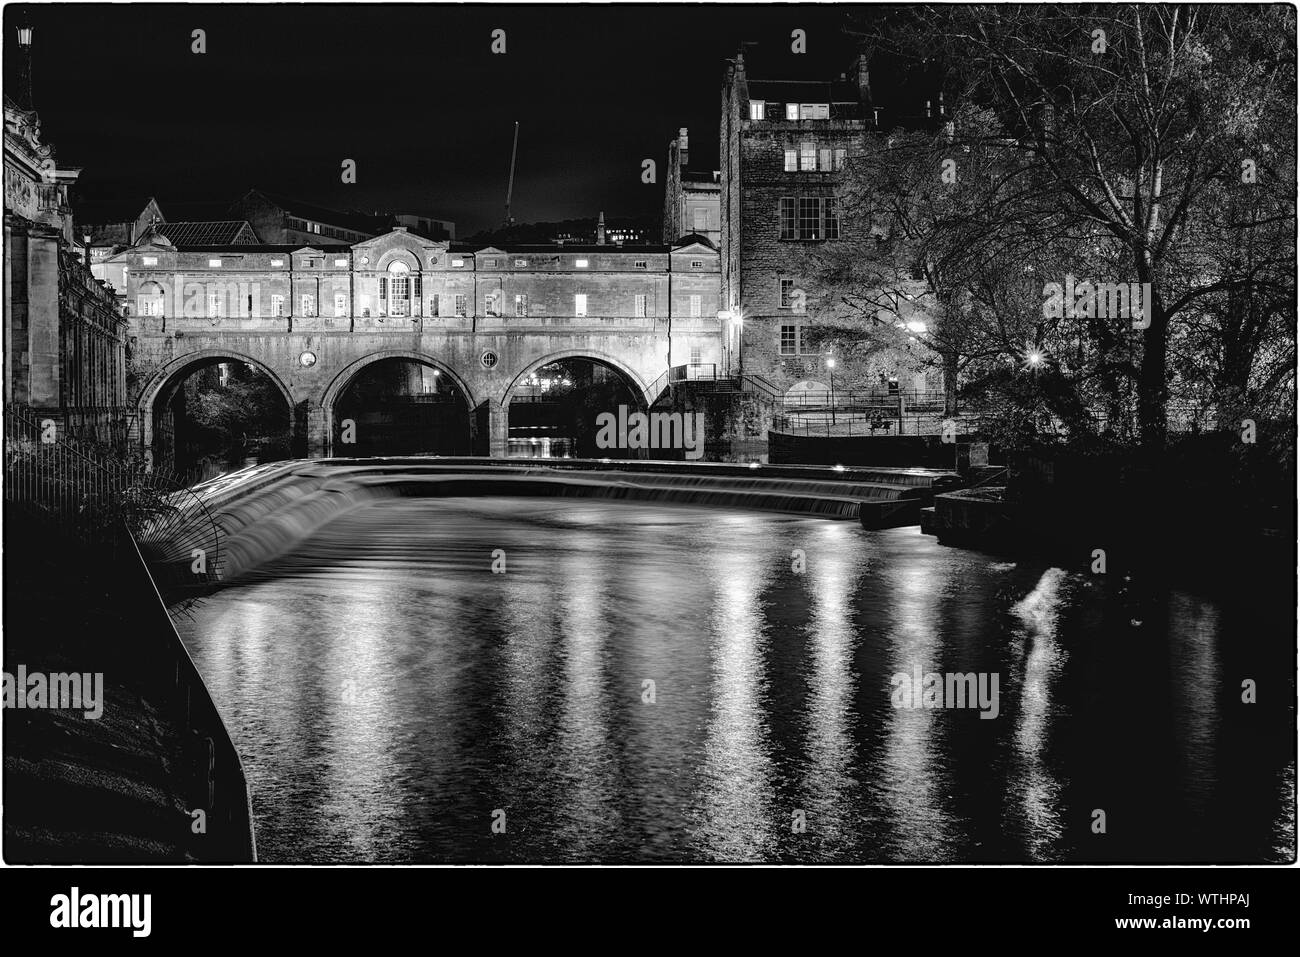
[137,281,166,317]
[387,261,410,317]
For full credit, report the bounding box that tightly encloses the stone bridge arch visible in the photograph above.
[137,348,296,453]
[316,350,478,457]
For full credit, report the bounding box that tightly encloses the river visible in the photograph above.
[176,496,1295,863]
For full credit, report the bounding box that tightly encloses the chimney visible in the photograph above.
[678,127,689,168]
[14,22,35,110]
[596,211,606,245]
[854,54,872,110]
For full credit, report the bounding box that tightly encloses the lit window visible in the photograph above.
[690,344,702,365]
[208,290,224,317]
[209,258,222,268]
[784,149,798,172]
[430,294,440,317]
[301,293,315,316]
[785,103,799,120]
[454,294,467,316]
[485,293,500,317]
[800,103,830,120]
[390,279,409,316]
[452,258,464,267]
[575,294,588,317]
[800,142,817,171]
[271,294,284,317]
[779,197,797,240]
[142,256,158,266]
[750,101,765,121]
[575,259,589,268]
[515,294,528,316]
[691,260,703,268]
[799,197,822,240]
[690,295,702,317]
[334,293,346,316]
[634,259,648,269]
[634,294,647,318]
[334,258,347,267]
[834,148,847,171]
[819,148,832,171]
[780,324,801,355]
[271,259,284,267]
[780,278,795,308]
[514,259,527,267]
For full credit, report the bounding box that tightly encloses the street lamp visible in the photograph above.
[826,356,837,426]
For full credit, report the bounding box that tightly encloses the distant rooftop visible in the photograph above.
[156,221,259,246]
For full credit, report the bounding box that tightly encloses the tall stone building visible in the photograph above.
[662,128,721,249]
[4,55,128,444]
[718,50,940,399]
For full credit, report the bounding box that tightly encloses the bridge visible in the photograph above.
[115,228,728,460]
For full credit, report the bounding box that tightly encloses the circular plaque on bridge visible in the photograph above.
[480,350,498,369]
[299,351,317,368]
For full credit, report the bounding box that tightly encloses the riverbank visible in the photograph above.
[2,510,255,862]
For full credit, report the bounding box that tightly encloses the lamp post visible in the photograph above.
[826,356,837,427]
[15,23,34,111]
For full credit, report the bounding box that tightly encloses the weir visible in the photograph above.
[163,458,962,584]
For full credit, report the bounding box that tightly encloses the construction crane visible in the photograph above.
[504,121,519,227]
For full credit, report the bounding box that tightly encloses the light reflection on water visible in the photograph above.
[175,496,1294,863]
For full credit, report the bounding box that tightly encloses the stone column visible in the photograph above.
[306,404,330,458]
[488,403,509,458]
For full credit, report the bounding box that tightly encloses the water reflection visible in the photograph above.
[175,497,1293,863]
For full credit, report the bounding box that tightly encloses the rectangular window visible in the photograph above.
[271,258,284,267]
[142,255,158,266]
[334,258,348,267]
[690,345,702,365]
[271,294,284,317]
[779,197,797,240]
[485,259,497,268]
[414,275,422,299]
[451,258,464,267]
[749,101,765,120]
[819,148,832,171]
[780,278,795,308]
[392,278,409,316]
[691,259,704,268]
[574,293,588,317]
[484,292,499,317]
[825,197,840,240]
[454,294,467,317]
[634,259,648,269]
[800,103,830,120]
[689,295,702,318]
[575,259,589,268]
[634,294,647,318]
[780,324,801,356]
[334,293,346,316]
[430,294,440,317]
[137,296,159,316]
[514,259,527,267]
[515,294,528,317]
[208,259,222,268]
[692,208,708,231]
[834,148,847,171]
[799,197,821,240]
[800,141,817,171]
[784,148,798,172]
[379,277,387,302]
[785,103,799,120]
[207,291,224,317]
[301,293,315,316]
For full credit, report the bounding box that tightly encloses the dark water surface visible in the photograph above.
[176,497,1295,863]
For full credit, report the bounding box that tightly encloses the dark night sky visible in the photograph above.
[5,3,924,236]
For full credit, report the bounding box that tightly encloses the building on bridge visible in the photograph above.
[108,224,723,460]
[663,128,721,249]
[3,55,129,445]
